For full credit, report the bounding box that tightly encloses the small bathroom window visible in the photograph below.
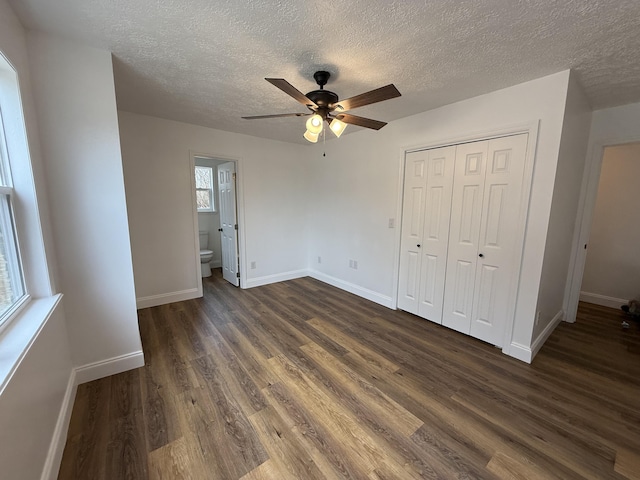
[195,166,215,212]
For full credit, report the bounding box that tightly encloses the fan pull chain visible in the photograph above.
[323,127,326,157]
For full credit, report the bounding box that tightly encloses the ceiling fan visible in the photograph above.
[242,71,401,142]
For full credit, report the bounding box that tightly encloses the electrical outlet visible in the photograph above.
[317,256,322,264]
[388,218,395,228]
[250,261,256,269]
[353,260,358,269]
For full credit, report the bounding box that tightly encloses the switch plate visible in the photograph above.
[250,261,256,269]
[388,218,395,228]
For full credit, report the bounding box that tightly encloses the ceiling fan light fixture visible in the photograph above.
[303,129,319,143]
[328,118,347,138]
[306,114,323,134]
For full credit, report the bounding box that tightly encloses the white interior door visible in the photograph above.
[398,150,428,314]
[442,141,489,334]
[417,146,455,322]
[218,162,239,286]
[470,134,528,345]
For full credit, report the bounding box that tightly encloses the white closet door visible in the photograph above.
[470,134,528,345]
[398,150,428,314]
[442,141,489,334]
[417,146,455,322]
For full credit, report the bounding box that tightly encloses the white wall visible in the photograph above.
[195,156,226,268]
[0,2,74,479]
[534,72,592,343]
[581,143,640,305]
[119,111,310,306]
[27,33,143,370]
[0,304,73,480]
[308,71,573,359]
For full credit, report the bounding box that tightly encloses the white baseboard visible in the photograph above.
[530,309,564,361]
[505,342,533,363]
[244,269,309,289]
[505,309,564,364]
[136,288,200,309]
[308,269,394,309]
[41,369,77,480]
[74,350,145,385]
[579,291,628,309]
[40,349,145,479]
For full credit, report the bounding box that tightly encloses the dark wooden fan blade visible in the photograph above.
[335,113,387,130]
[331,84,401,112]
[266,78,318,108]
[242,113,311,120]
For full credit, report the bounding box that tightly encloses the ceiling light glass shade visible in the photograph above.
[303,129,319,143]
[329,118,347,138]
[306,114,323,134]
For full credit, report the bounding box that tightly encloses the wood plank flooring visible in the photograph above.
[58,270,640,479]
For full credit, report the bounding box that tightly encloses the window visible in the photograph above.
[0,106,26,327]
[195,165,215,212]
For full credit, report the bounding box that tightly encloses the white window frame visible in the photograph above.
[195,165,215,213]
[0,49,62,394]
[0,105,28,331]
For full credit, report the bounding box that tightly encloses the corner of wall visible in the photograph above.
[534,69,592,342]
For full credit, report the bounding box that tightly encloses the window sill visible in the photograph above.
[0,294,62,395]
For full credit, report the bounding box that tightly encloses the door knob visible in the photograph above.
[478,253,484,258]
[417,244,421,248]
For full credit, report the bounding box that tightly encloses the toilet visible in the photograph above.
[199,231,214,277]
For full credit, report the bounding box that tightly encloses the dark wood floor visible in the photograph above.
[58,269,640,479]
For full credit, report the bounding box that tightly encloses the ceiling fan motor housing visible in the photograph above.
[306,71,338,117]
[306,89,338,109]
[307,70,338,118]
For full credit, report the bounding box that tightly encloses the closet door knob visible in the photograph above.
[478,253,484,258]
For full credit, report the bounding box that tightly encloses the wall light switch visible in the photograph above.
[388,218,395,228]
[250,261,256,269]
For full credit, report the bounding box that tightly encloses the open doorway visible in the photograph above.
[579,143,640,310]
[191,154,241,292]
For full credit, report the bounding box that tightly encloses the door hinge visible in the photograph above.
[232,172,236,180]
[234,224,238,230]
[236,272,240,278]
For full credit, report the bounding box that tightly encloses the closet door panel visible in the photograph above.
[418,146,455,323]
[442,141,488,334]
[398,151,428,314]
[471,134,528,346]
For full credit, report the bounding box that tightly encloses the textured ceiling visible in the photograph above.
[9,0,640,144]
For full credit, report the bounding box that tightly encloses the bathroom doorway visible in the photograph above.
[191,154,242,291]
